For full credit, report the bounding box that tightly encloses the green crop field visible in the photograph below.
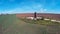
[0,14,60,34]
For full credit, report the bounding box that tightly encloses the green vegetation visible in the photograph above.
[0,14,60,34]
[20,18,60,25]
[0,14,16,31]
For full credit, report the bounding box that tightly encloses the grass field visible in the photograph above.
[0,14,60,34]
[20,18,60,25]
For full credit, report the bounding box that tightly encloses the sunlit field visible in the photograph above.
[0,14,60,34]
[20,18,60,25]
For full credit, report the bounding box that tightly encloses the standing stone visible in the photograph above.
[34,12,37,20]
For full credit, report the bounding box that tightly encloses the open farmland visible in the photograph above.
[0,14,60,34]
[16,13,60,20]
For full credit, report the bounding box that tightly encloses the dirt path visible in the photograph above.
[3,17,60,34]
[3,18,26,33]
[3,18,47,34]
[0,24,3,34]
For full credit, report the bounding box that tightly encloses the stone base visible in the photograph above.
[34,18,37,20]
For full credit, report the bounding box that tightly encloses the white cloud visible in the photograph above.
[40,8,44,13]
[40,8,47,13]
[37,4,42,8]
[1,8,25,14]
[44,9,47,11]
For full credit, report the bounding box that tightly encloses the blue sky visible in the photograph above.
[0,0,60,14]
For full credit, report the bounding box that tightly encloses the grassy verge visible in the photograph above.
[19,18,60,25]
[0,14,16,31]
